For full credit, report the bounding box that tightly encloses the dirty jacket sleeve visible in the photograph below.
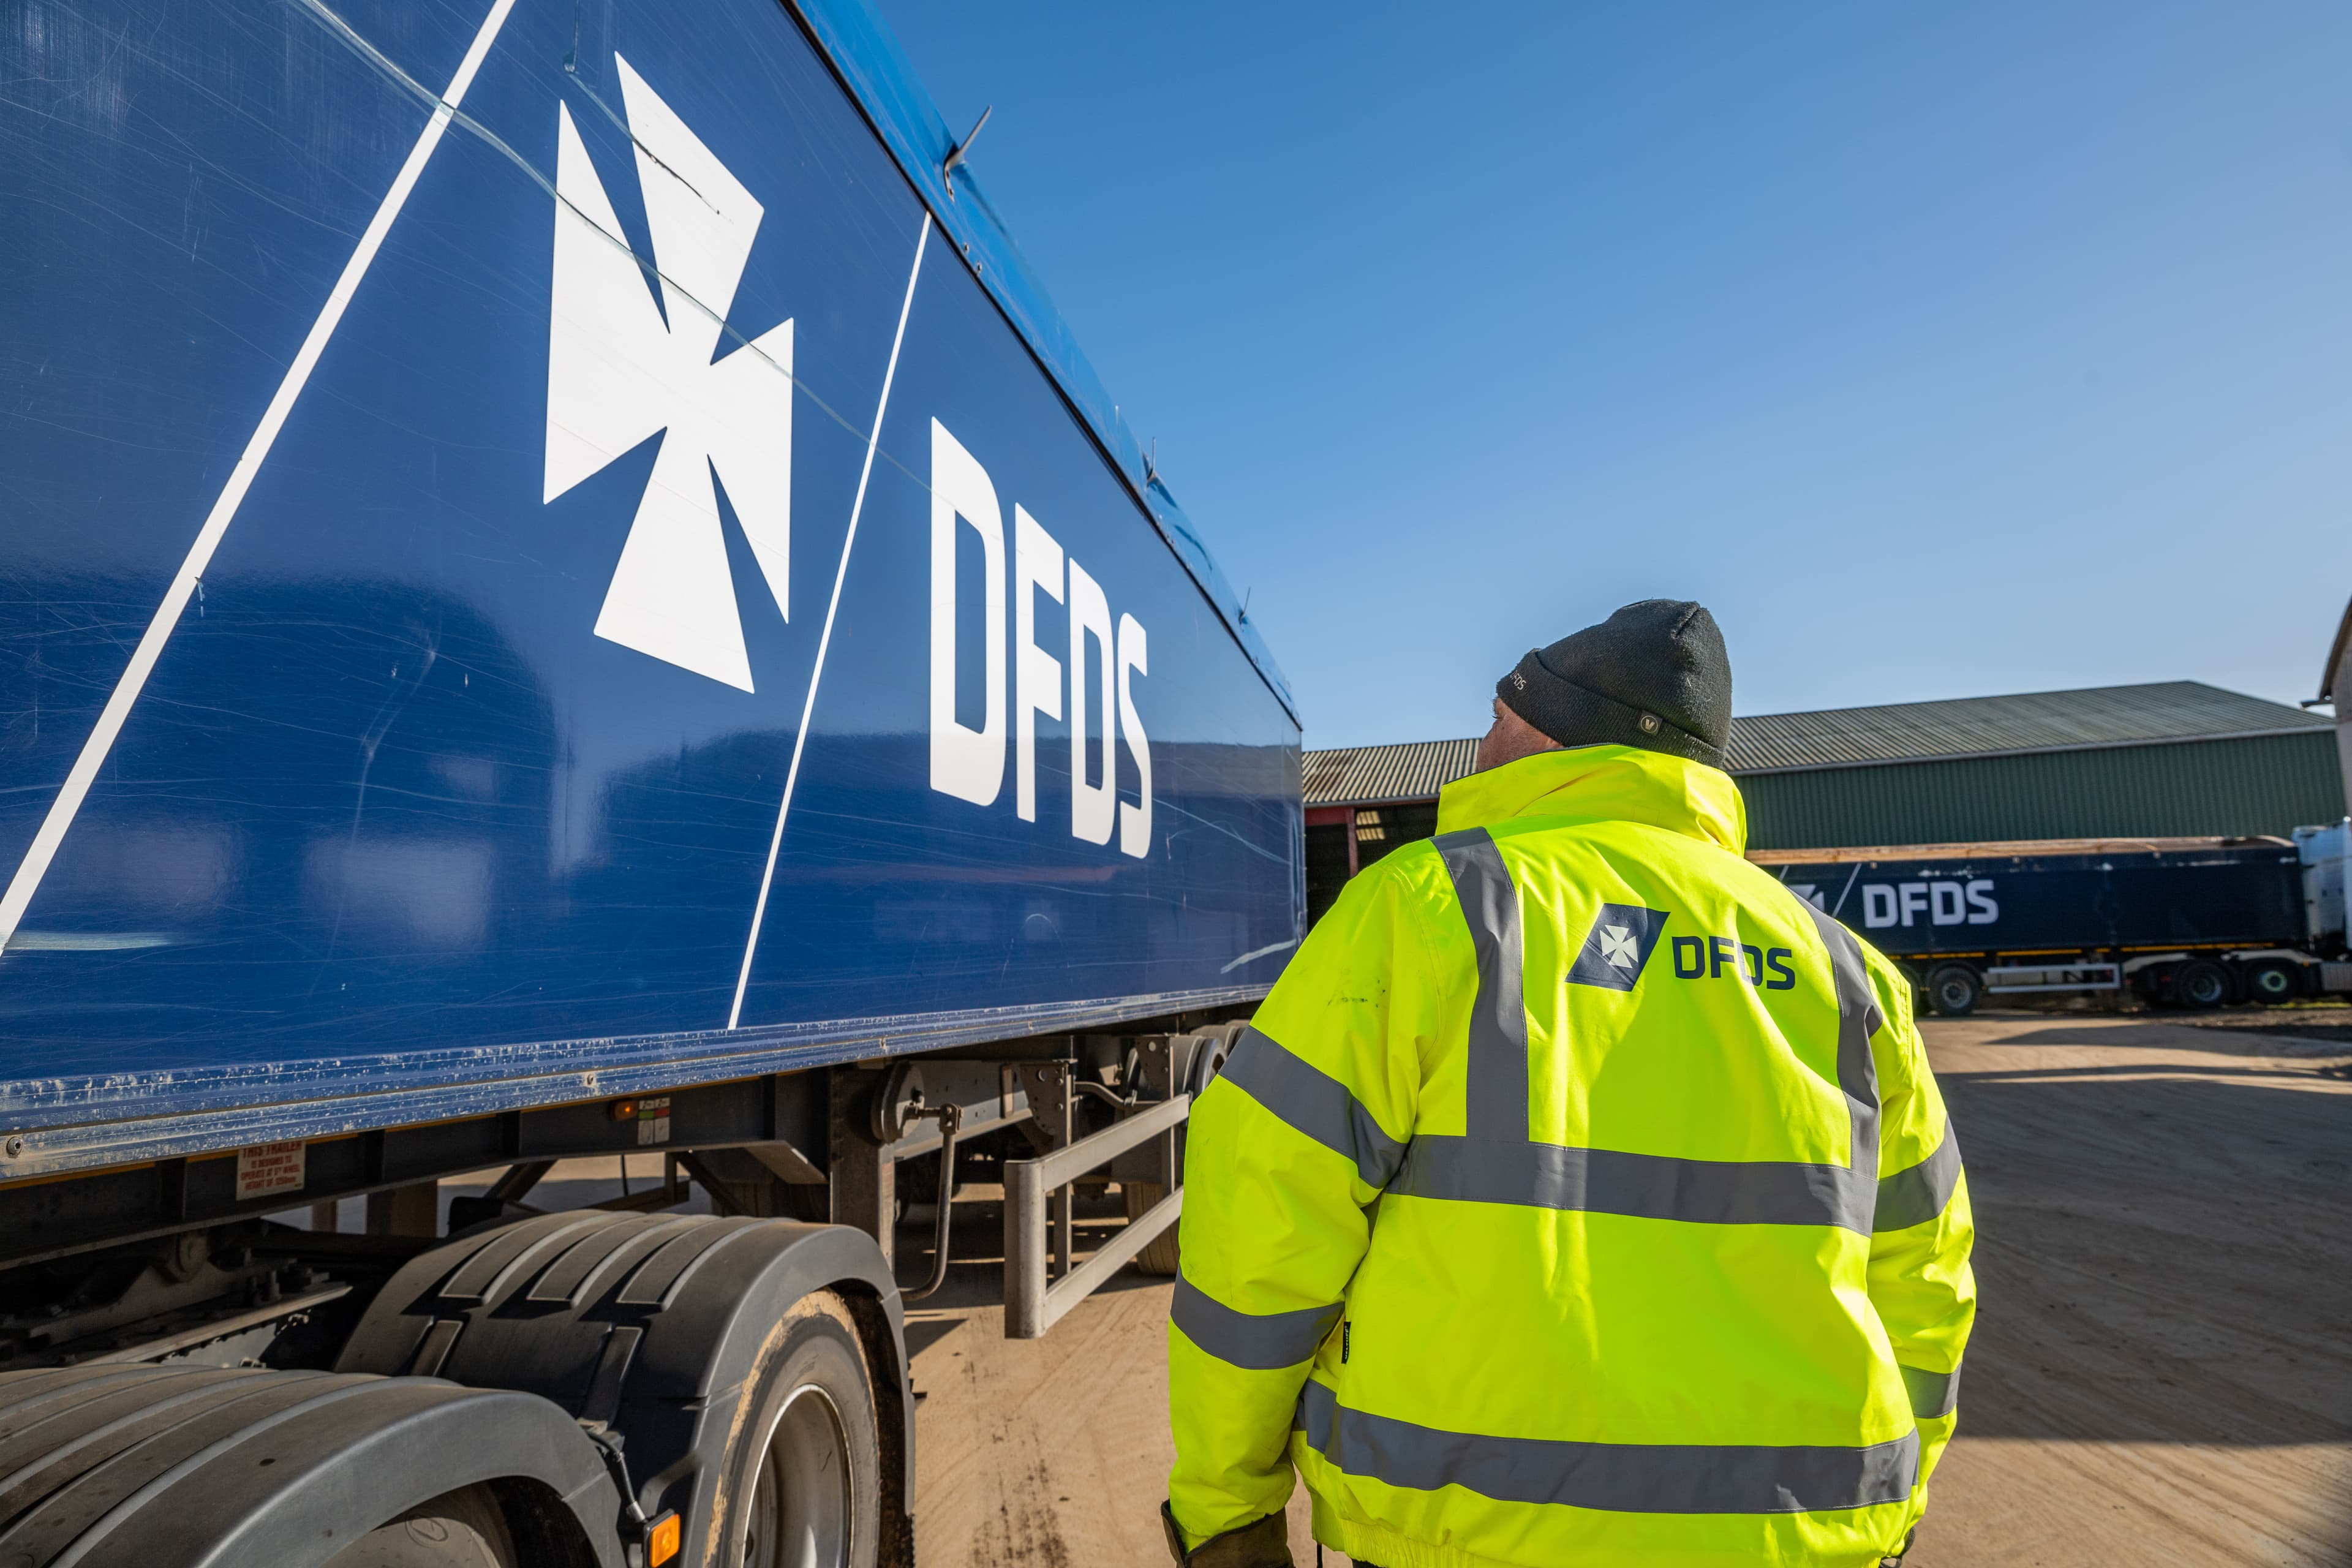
[1164,859,1437,1548]
[1861,948,1978,1527]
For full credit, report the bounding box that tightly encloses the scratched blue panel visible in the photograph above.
[0,0,1301,1142]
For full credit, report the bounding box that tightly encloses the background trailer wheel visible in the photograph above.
[2175,960,2233,1010]
[1926,964,1983,1017]
[2242,959,2304,1005]
[1123,1182,1181,1276]
[1123,1022,1244,1276]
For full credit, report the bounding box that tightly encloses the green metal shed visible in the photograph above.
[1302,682,2340,913]
[1729,682,2339,849]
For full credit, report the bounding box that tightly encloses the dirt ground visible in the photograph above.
[1895,1012,2351,1567]
[905,1012,2352,1567]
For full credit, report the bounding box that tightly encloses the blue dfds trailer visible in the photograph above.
[0,1,1298,1562]
[1755,832,2351,1017]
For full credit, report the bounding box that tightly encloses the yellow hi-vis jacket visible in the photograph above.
[1168,745,1975,1568]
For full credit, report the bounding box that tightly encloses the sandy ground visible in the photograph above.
[1897,1013,2351,1567]
[902,1012,2352,1567]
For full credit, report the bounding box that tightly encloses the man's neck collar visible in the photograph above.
[1434,745,1747,853]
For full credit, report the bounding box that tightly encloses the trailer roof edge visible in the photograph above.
[778,0,1299,728]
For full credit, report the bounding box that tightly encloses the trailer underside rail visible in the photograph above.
[1985,962,2121,994]
[1004,1093,1188,1338]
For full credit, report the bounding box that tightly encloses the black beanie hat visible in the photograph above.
[1498,600,1732,769]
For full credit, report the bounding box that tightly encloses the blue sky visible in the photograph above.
[875,1,2352,749]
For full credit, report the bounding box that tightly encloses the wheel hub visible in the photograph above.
[742,1384,852,1568]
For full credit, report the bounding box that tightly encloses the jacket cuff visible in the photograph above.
[1161,1502,1291,1567]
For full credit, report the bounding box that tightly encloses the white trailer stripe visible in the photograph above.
[728,214,933,1030]
[0,0,519,954]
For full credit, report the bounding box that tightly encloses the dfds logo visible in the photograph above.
[1860,879,1998,930]
[1671,935,1797,989]
[926,421,1154,859]
[545,56,794,694]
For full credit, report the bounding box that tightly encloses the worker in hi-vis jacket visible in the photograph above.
[1163,600,1975,1568]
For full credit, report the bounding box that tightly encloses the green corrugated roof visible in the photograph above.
[1730,680,2324,774]
[1303,682,2325,805]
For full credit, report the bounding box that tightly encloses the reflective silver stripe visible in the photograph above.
[1875,1132,1962,1233]
[1899,1362,1960,1419]
[1434,829,1529,1141]
[1219,1025,1410,1189]
[1295,1381,1917,1516]
[1171,1275,1343,1371]
[1801,902,1883,1196]
[1394,1137,1875,1232]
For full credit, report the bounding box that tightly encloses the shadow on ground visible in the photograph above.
[1940,1066,2349,1446]
[1964,1015,2352,1060]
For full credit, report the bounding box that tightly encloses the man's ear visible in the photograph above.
[1474,698,1561,774]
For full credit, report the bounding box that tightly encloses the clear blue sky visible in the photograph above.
[875,1,2352,749]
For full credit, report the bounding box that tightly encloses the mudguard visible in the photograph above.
[0,1362,620,1567]
[334,1212,914,1567]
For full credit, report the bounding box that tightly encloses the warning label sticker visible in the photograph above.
[235,1140,306,1200]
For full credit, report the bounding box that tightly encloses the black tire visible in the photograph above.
[323,1485,518,1567]
[1186,1020,1248,1098]
[1926,965,1981,1018]
[2243,960,2303,1006]
[1128,1020,1246,1276]
[1125,1182,1180,1276]
[2174,960,2231,1010]
[710,1291,881,1568]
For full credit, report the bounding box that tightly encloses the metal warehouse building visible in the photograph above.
[1304,681,2340,922]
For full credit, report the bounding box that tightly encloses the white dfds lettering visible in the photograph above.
[928,420,1006,807]
[1068,560,1116,846]
[1013,505,1061,823]
[1862,878,1998,929]
[1115,612,1150,858]
[928,420,1153,858]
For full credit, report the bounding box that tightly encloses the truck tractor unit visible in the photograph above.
[0,2,1298,1564]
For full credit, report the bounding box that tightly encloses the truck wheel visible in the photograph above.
[1186,1020,1248,1098]
[324,1485,517,1567]
[1125,1020,1240,1276]
[1926,965,1981,1017]
[2175,960,2231,1010]
[714,1291,881,1568]
[1124,1182,1180,1276]
[2244,960,2302,1005]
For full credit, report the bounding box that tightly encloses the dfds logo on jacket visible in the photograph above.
[1566,904,1670,990]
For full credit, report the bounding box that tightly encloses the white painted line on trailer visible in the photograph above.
[0,0,520,954]
[728,213,933,1030]
[1220,938,1299,974]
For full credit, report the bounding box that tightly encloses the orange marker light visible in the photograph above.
[647,1511,681,1566]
